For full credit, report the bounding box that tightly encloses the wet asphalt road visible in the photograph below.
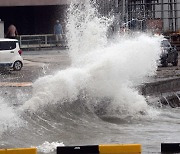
[0,49,71,83]
[0,48,179,87]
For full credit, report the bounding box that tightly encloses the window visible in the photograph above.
[0,41,17,50]
[161,40,171,47]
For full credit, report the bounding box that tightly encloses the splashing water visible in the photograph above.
[37,141,64,153]
[0,97,24,136]
[22,0,163,118]
[66,0,112,63]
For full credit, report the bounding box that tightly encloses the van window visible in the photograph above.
[0,41,17,50]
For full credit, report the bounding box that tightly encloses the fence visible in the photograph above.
[18,34,67,50]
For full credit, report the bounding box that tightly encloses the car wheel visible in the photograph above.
[161,59,168,67]
[172,60,178,66]
[13,61,23,71]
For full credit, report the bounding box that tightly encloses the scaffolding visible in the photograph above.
[121,0,180,33]
[94,0,180,33]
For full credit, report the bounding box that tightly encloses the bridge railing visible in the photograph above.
[18,34,67,49]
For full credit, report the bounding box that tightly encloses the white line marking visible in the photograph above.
[0,82,32,87]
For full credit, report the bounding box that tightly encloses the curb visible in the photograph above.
[0,148,36,154]
[57,144,141,154]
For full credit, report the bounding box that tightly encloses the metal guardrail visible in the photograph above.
[18,34,67,49]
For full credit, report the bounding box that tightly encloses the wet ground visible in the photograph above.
[0,49,179,94]
[0,49,71,83]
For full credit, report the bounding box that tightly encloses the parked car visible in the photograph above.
[0,38,23,71]
[160,39,178,67]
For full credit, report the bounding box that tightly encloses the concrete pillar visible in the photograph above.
[0,21,4,38]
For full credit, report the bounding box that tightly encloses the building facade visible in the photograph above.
[0,0,71,35]
[0,0,179,35]
[0,0,70,6]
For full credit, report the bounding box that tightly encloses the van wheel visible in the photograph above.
[13,61,22,71]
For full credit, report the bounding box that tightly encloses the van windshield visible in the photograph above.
[0,41,17,50]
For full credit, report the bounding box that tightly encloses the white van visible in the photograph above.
[0,38,23,71]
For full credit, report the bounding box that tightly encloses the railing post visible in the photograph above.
[19,35,22,47]
[18,34,65,49]
[45,35,47,45]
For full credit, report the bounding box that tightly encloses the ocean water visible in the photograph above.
[0,0,180,154]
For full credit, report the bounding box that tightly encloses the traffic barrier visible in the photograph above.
[57,145,99,154]
[0,148,37,154]
[57,144,141,154]
[0,149,5,154]
[161,143,180,153]
[99,144,141,154]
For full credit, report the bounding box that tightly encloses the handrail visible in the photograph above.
[18,34,67,49]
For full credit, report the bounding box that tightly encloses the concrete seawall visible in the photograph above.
[141,77,180,96]
[140,77,180,107]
